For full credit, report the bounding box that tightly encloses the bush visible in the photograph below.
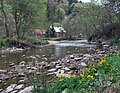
[109,37,120,46]
[33,53,120,93]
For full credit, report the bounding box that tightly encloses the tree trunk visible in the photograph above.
[0,0,9,38]
[14,11,20,40]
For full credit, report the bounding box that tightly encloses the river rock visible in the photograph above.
[0,74,10,80]
[74,57,82,61]
[18,78,28,84]
[22,55,26,57]
[63,67,70,71]
[20,61,26,65]
[69,67,77,70]
[5,84,17,93]
[66,60,70,63]
[0,69,7,73]
[28,70,36,74]
[0,80,2,83]
[18,86,33,93]
[18,73,25,77]
[47,72,54,76]
[0,89,3,92]
[30,56,36,59]
[31,67,37,70]
[15,84,24,90]
[9,63,15,67]
[48,68,57,72]
[26,66,31,70]
[56,65,62,69]
[44,64,51,69]
[83,54,91,57]
[80,62,87,67]
[11,90,19,93]
[70,55,74,59]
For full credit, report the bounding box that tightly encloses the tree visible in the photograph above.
[0,0,9,38]
[10,0,47,39]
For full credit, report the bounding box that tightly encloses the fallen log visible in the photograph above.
[4,39,41,49]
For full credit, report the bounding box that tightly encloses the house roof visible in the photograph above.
[50,26,66,33]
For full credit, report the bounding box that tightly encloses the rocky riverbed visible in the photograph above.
[0,43,119,93]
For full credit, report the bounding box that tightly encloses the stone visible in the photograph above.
[26,66,31,70]
[81,62,87,67]
[5,84,17,93]
[63,67,70,71]
[31,67,37,70]
[66,60,70,63]
[83,54,91,57]
[20,61,26,65]
[60,70,65,74]
[0,69,7,73]
[30,56,36,59]
[28,70,36,74]
[0,74,10,80]
[74,57,82,61]
[18,78,28,84]
[15,84,24,90]
[69,67,77,70]
[9,63,15,67]
[70,55,74,59]
[56,65,62,69]
[18,86,33,93]
[0,80,2,83]
[11,90,19,93]
[48,68,57,72]
[22,55,26,57]
[44,65,51,69]
[47,73,54,76]
[18,73,25,77]
[0,89,3,92]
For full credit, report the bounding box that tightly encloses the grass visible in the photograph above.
[32,53,120,93]
[0,37,48,48]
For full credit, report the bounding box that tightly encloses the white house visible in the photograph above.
[50,26,66,38]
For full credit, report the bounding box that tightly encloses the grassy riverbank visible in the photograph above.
[0,37,48,48]
[33,53,120,93]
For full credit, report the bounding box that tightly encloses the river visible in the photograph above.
[0,41,96,89]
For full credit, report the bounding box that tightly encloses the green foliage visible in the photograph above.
[9,0,47,38]
[33,53,120,93]
[0,37,48,48]
[109,37,120,46]
[53,22,61,27]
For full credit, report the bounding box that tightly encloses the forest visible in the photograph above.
[0,0,120,41]
[0,0,120,93]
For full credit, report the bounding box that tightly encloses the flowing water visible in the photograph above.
[0,41,96,89]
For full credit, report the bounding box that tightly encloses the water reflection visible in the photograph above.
[0,41,95,69]
[55,46,61,57]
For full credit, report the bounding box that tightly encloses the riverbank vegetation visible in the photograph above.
[0,0,120,92]
[0,38,48,48]
[33,53,120,93]
[0,0,120,41]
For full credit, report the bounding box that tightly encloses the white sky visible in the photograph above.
[78,0,91,3]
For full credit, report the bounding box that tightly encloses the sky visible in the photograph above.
[79,0,91,3]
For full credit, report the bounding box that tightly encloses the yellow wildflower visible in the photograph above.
[71,74,77,78]
[92,68,96,71]
[98,59,106,66]
[90,76,94,80]
[87,75,91,78]
[58,74,65,78]
[87,75,94,80]
[80,74,83,77]
[85,68,90,73]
